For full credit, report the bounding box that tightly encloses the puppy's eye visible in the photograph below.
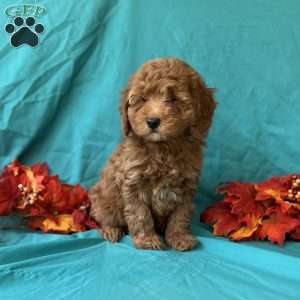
[129,96,146,105]
[134,96,147,103]
[165,96,177,103]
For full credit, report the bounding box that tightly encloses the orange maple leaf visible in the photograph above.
[256,175,300,214]
[29,214,84,233]
[230,214,262,241]
[201,202,241,236]
[257,208,300,245]
[255,176,289,202]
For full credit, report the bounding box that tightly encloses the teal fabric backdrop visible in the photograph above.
[1,1,300,299]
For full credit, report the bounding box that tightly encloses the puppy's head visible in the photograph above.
[120,58,216,142]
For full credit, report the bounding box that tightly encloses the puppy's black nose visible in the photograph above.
[146,118,160,130]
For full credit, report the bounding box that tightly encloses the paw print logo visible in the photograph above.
[5,16,44,48]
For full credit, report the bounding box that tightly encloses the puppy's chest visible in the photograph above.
[143,156,187,214]
[150,178,183,215]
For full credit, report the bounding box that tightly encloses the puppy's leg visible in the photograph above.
[89,182,125,243]
[125,204,166,250]
[122,185,166,250]
[165,202,198,251]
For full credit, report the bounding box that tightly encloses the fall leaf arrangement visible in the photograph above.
[1,160,300,245]
[0,161,98,233]
[201,174,300,245]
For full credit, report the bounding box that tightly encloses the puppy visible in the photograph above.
[89,58,216,251]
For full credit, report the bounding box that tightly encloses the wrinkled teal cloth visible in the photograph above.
[1,1,300,299]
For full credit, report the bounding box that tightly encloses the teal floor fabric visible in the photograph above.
[1,1,300,299]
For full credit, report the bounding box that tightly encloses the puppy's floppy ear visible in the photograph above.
[190,73,217,139]
[119,86,131,136]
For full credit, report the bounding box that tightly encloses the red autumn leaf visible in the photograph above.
[201,202,241,236]
[0,175,20,215]
[37,178,89,215]
[85,218,99,229]
[62,184,89,211]
[219,182,264,217]
[72,209,86,224]
[31,163,49,178]
[72,209,99,229]
[19,205,50,217]
[40,176,67,213]
[256,208,300,245]
[18,173,30,188]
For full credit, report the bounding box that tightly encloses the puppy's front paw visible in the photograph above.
[100,227,124,243]
[133,233,166,250]
[166,233,198,251]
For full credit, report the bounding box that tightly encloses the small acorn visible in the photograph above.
[293,182,299,188]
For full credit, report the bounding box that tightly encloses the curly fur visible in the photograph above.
[89,58,216,251]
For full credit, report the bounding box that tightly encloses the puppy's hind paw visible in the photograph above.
[100,227,124,243]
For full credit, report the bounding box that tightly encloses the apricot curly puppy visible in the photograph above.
[89,58,216,251]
